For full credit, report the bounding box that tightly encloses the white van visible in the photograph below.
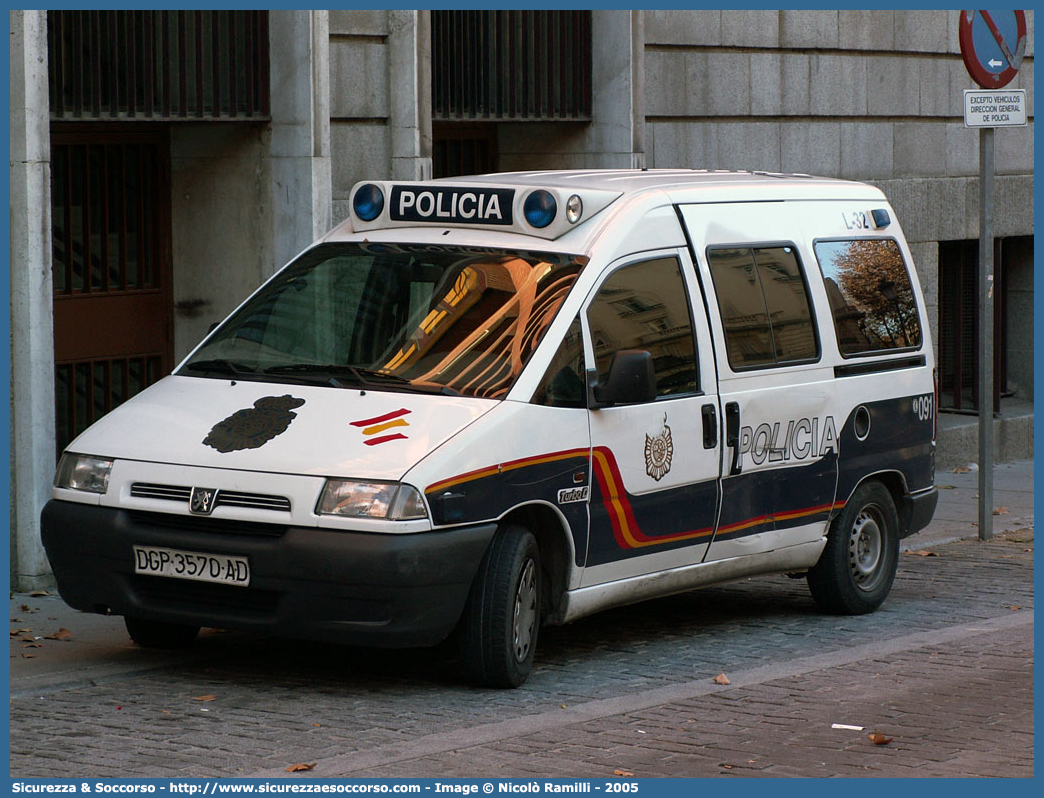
[42,170,938,687]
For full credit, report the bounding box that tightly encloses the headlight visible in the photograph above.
[316,480,428,520]
[54,453,113,494]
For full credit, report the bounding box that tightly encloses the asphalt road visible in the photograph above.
[9,461,1034,779]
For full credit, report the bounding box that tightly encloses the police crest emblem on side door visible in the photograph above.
[645,414,674,482]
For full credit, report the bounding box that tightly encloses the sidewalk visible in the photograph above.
[10,460,1034,691]
[902,458,1034,550]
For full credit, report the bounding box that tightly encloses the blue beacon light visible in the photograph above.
[353,184,385,221]
[523,190,557,229]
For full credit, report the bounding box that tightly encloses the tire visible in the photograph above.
[459,526,541,688]
[807,481,899,615]
[125,617,200,649]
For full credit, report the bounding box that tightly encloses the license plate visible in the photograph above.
[133,546,250,587]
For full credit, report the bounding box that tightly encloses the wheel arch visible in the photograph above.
[839,469,914,536]
[499,501,576,626]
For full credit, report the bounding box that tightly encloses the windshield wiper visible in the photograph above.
[263,364,457,394]
[182,359,257,378]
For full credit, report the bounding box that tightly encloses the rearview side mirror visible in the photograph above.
[587,349,656,409]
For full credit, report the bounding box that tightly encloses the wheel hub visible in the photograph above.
[513,558,537,662]
[849,509,883,587]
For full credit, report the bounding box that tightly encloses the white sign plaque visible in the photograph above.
[964,89,1027,127]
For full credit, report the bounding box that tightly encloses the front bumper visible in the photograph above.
[41,500,496,648]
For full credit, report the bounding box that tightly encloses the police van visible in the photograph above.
[42,170,939,687]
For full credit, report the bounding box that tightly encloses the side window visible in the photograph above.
[814,239,923,356]
[587,257,698,398]
[707,245,818,370]
[533,316,586,408]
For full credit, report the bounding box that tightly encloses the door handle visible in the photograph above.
[725,401,742,475]
[701,404,717,449]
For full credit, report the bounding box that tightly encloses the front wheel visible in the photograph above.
[459,526,541,688]
[125,617,200,649]
[807,481,899,614]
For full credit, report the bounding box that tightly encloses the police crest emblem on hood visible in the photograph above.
[645,413,674,482]
[203,395,306,453]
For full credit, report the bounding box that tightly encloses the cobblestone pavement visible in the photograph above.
[10,520,1033,779]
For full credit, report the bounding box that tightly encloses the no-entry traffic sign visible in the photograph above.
[959,10,1027,88]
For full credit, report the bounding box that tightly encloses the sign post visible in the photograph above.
[958,10,1027,542]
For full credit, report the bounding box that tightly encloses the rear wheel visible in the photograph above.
[459,526,541,688]
[807,481,899,614]
[124,617,200,649]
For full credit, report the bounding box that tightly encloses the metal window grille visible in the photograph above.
[51,140,162,296]
[432,10,592,122]
[433,123,498,178]
[938,239,1007,413]
[48,10,270,121]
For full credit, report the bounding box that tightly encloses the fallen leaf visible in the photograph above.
[44,628,72,641]
[868,731,893,745]
[10,629,31,636]
[612,769,634,778]
[906,550,939,557]
[22,643,42,649]
[721,764,733,770]
[20,604,31,612]
[952,466,971,474]
[313,723,321,728]
[713,673,731,685]
[993,507,1009,515]
[29,591,50,597]
[285,763,316,773]
[21,653,34,659]
[1006,605,1022,611]
[936,484,956,490]
[192,695,217,702]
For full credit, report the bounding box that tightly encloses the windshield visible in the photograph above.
[180,243,584,400]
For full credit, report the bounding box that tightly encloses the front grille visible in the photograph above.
[130,482,292,513]
[131,483,192,502]
[217,490,292,512]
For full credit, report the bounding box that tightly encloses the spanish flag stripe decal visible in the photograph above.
[364,433,409,447]
[350,408,411,428]
[362,418,410,436]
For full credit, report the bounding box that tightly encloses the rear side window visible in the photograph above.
[706,245,818,370]
[814,239,923,356]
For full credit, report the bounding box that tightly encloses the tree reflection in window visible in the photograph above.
[814,239,922,355]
